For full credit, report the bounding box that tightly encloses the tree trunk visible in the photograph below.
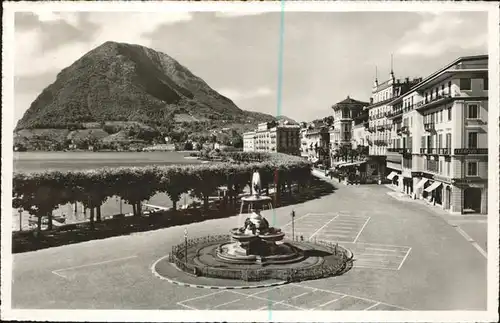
[172,200,177,211]
[137,202,142,217]
[132,203,137,217]
[96,206,102,222]
[89,207,95,230]
[47,211,53,231]
[203,196,209,213]
[37,214,42,234]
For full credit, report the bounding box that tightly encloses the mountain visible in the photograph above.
[15,41,291,150]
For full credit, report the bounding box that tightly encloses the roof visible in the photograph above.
[332,96,370,111]
[408,55,487,93]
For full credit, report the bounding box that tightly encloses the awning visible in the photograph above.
[386,171,398,180]
[338,161,366,168]
[415,178,429,189]
[424,181,442,193]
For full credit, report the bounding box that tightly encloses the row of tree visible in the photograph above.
[13,152,312,233]
[332,145,369,163]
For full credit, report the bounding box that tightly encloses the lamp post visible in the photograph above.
[184,228,188,263]
[291,210,295,241]
[18,209,22,231]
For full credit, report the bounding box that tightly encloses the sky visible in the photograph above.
[14,10,488,123]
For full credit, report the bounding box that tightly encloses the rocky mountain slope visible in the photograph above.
[15,41,292,150]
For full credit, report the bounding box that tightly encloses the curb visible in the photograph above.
[151,255,288,290]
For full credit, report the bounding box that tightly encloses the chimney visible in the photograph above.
[405,77,410,83]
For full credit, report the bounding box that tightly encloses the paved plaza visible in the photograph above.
[11,180,488,311]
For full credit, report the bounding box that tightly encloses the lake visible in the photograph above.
[12,151,204,231]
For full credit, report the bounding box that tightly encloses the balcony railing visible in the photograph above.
[387,148,409,154]
[415,93,452,110]
[454,148,488,155]
[424,123,435,132]
[438,148,451,155]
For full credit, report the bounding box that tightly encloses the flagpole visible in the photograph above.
[291,210,295,241]
[184,228,188,263]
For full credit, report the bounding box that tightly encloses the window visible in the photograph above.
[448,81,452,94]
[446,133,452,148]
[460,78,471,90]
[468,132,478,148]
[467,104,479,119]
[467,161,478,176]
[438,134,443,149]
[446,161,451,176]
[447,107,452,121]
[421,136,426,148]
[484,77,488,90]
[439,161,443,174]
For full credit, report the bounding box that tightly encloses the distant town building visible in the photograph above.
[385,55,488,214]
[329,96,369,166]
[305,126,330,165]
[243,121,300,156]
[365,63,422,178]
[243,131,256,152]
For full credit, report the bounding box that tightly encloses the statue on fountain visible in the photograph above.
[251,169,262,197]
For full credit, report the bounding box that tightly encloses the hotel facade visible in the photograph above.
[385,55,488,214]
[243,121,301,156]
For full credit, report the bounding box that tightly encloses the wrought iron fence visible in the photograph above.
[168,234,351,282]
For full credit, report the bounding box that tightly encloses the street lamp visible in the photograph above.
[184,228,188,263]
[291,210,295,241]
[18,209,22,232]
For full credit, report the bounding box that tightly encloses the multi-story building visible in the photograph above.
[386,55,488,214]
[351,109,369,149]
[366,68,422,178]
[243,131,256,152]
[329,96,369,166]
[244,121,301,156]
[305,126,330,165]
[300,126,309,158]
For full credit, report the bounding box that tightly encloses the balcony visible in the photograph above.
[376,125,384,131]
[438,148,451,155]
[388,148,410,154]
[387,109,403,119]
[454,148,488,155]
[415,93,452,111]
[424,123,435,132]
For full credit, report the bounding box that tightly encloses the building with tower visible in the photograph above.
[385,55,488,214]
[366,59,422,181]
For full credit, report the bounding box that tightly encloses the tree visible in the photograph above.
[183,141,193,151]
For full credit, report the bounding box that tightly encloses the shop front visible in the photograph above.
[451,178,488,214]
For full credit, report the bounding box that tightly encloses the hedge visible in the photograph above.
[13,152,312,232]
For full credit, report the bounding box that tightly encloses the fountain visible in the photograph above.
[155,170,352,284]
[215,170,305,265]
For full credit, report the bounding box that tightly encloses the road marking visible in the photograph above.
[293,284,409,310]
[314,295,346,309]
[309,215,339,239]
[357,253,405,257]
[397,247,412,270]
[290,292,310,299]
[52,255,137,279]
[363,302,381,310]
[178,290,226,304]
[230,290,305,310]
[283,213,313,227]
[211,298,241,309]
[354,265,399,271]
[348,241,412,249]
[177,302,198,310]
[454,226,487,259]
[353,217,371,243]
[365,247,397,252]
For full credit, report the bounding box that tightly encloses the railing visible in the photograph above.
[438,148,451,155]
[169,235,351,282]
[454,148,488,155]
[424,123,435,132]
[388,148,410,154]
[415,93,452,110]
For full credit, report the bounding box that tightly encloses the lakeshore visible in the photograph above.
[12,151,203,231]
